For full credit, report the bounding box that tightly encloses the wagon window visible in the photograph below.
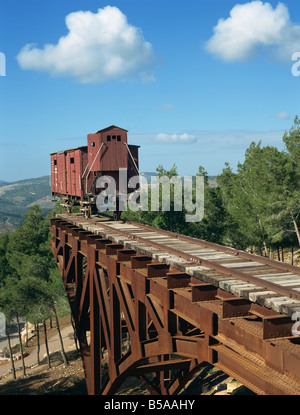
[112,135,116,140]
[107,135,111,141]
[91,142,95,147]
[53,159,57,165]
[117,135,121,141]
[70,157,74,164]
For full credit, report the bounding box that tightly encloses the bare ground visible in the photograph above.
[0,315,87,395]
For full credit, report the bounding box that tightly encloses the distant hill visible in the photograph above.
[0,176,54,234]
[0,173,218,234]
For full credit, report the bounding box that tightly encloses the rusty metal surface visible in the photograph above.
[50,214,300,395]
[87,126,128,172]
[62,214,300,304]
[51,147,88,200]
[50,126,139,202]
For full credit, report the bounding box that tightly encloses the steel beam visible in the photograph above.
[50,217,300,395]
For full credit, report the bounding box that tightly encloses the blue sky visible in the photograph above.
[0,0,299,182]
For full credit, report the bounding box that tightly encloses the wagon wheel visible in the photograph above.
[67,201,72,213]
[85,205,92,219]
[113,210,121,221]
[113,198,121,221]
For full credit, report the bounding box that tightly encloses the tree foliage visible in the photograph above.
[0,205,69,340]
[122,116,300,257]
[217,117,300,253]
[122,163,226,244]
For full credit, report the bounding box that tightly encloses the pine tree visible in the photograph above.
[3,205,70,369]
[190,166,227,244]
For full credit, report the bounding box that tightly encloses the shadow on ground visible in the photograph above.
[181,364,256,395]
[0,350,87,395]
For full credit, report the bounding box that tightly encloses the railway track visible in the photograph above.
[51,213,300,395]
[56,212,300,318]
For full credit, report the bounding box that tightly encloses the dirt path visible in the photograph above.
[0,323,76,377]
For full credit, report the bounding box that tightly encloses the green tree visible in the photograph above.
[186,166,226,244]
[6,205,52,276]
[123,164,226,242]
[0,233,14,288]
[123,164,188,234]
[281,116,300,245]
[0,276,27,377]
[151,164,188,233]
[283,115,300,161]
[4,205,70,368]
[217,144,279,253]
[217,135,300,254]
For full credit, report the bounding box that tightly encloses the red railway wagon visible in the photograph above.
[50,125,140,218]
[51,146,88,200]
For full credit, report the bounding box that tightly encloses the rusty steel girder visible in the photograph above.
[50,217,300,395]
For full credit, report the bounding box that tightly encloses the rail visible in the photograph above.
[50,213,300,395]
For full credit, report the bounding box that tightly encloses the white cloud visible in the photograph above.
[156,133,196,144]
[17,6,155,83]
[0,141,26,147]
[156,104,174,111]
[205,1,300,62]
[275,111,291,120]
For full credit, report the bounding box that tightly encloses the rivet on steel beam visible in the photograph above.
[222,298,252,319]
[105,244,124,255]
[263,316,294,340]
[147,263,170,278]
[131,256,152,269]
[78,231,93,241]
[117,249,136,262]
[95,239,112,250]
[190,283,218,302]
[167,273,190,289]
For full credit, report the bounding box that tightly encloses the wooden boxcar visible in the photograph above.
[50,125,139,218]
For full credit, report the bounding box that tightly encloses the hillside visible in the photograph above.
[0,176,54,234]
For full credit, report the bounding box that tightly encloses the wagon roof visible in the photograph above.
[94,125,128,133]
[50,145,87,155]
